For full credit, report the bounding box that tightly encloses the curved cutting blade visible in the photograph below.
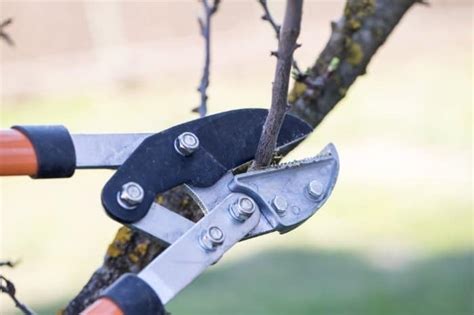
[187,143,339,239]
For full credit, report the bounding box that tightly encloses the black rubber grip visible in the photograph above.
[12,125,76,178]
[101,273,165,315]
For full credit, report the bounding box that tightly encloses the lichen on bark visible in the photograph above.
[289,0,417,127]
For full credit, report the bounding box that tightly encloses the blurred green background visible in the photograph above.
[0,1,472,314]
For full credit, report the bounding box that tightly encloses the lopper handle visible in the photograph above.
[81,274,165,315]
[81,298,124,315]
[0,129,38,176]
[0,126,76,178]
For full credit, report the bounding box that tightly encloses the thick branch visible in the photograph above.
[289,0,417,127]
[64,0,418,312]
[253,0,303,168]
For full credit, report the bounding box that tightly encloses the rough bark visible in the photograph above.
[62,0,418,313]
[288,0,416,125]
[253,0,303,168]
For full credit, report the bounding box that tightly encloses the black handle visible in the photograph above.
[101,273,165,315]
[12,125,76,178]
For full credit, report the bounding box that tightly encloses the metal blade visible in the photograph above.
[187,143,339,238]
[72,133,152,169]
[232,143,339,237]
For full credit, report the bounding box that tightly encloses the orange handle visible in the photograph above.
[0,129,38,176]
[81,298,124,315]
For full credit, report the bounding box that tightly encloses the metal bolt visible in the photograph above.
[199,226,225,251]
[291,205,301,215]
[229,196,256,222]
[174,132,200,156]
[307,180,324,199]
[272,196,288,216]
[118,182,144,209]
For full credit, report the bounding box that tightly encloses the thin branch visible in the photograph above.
[0,260,19,268]
[258,0,280,38]
[252,0,304,168]
[1,273,36,315]
[193,0,221,117]
[257,1,306,84]
[0,18,14,46]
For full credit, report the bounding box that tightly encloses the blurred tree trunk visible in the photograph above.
[62,0,419,313]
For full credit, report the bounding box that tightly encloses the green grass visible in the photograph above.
[15,248,473,315]
[167,249,474,315]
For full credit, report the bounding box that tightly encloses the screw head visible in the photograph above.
[229,196,256,222]
[272,196,288,215]
[118,182,144,209]
[291,205,301,215]
[174,132,200,156]
[307,180,324,199]
[199,226,225,251]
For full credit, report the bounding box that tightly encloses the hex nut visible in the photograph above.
[307,180,324,199]
[174,132,200,156]
[272,196,288,215]
[199,226,225,251]
[229,196,256,222]
[118,182,144,209]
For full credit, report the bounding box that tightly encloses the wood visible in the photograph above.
[81,298,123,315]
[0,129,37,176]
[253,0,303,168]
[289,0,417,126]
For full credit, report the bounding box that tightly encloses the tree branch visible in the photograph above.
[258,0,280,38]
[289,0,417,127]
[192,0,221,117]
[0,260,19,268]
[64,0,419,312]
[252,0,304,168]
[1,262,35,315]
[0,18,14,46]
[257,1,305,81]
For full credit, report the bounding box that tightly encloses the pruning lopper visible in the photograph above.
[0,109,339,315]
